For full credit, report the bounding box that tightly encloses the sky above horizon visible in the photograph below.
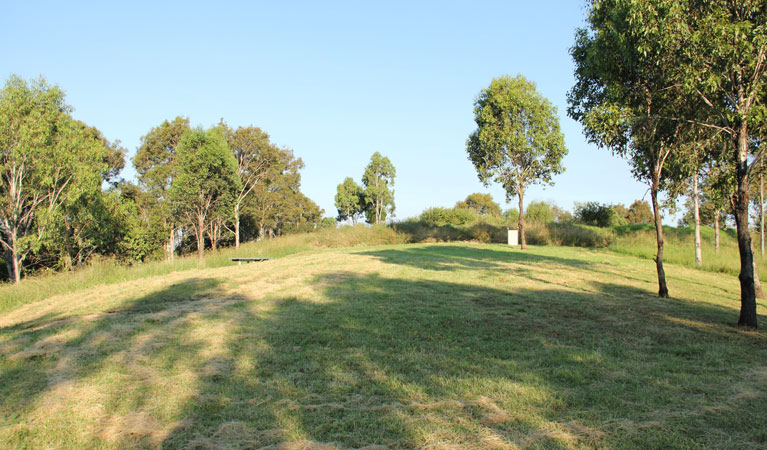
[1,1,653,221]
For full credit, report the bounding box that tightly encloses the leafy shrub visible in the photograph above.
[419,207,479,226]
[526,201,555,223]
[575,202,627,227]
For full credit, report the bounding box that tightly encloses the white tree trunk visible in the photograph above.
[693,175,702,267]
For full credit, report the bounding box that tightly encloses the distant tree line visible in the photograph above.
[0,75,323,282]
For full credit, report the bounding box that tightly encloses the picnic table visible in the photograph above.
[230,257,272,265]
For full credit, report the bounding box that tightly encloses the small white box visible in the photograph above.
[508,229,519,246]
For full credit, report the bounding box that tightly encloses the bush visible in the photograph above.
[575,202,627,227]
[320,217,337,229]
[419,207,479,226]
[526,201,555,223]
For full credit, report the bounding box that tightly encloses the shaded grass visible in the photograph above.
[1,243,765,448]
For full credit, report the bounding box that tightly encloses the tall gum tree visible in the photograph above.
[567,0,695,297]
[0,75,108,282]
[678,0,767,328]
[133,116,190,262]
[467,75,567,249]
[362,152,395,225]
[169,127,240,260]
[221,123,279,249]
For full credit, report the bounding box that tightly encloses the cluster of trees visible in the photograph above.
[574,200,653,227]
[567,0,766,327]
[0,75,323,282]
[334,152,396,225]
[133,117,322,262]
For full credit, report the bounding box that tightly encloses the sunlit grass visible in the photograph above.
[609,224,767,277]
[1,243,765,449]
[0,225,404,314]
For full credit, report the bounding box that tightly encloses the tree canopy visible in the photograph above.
[467,74,567,249]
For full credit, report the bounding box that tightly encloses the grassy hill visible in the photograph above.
[1,242,766,449]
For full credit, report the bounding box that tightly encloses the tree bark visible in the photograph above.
[733,124,757,328]
[4,248,15,283]
[693,174,702,267]
[169,227,175,263]
[196,214,205,261]
[714,210,720,254]
[761,167,764,257]
[235,203,241,250]
[651,185,669,298]
[518,189,527,250]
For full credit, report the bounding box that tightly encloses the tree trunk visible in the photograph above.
[169,227,175,263]
[235,204,241,250]
[518,189,527,250]
[4,248,15,283]
[651,186,669,298]
[733,125,757,328]
[197,214,205,261]
[754,258,764,299]
[715,210,720,254]
[693,174,702,267]
[761,167,764,257]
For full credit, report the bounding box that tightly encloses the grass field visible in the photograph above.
[1,243,766,449]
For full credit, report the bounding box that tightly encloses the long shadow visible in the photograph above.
[0,277,252,448]
[161,270,766,448]
[4,254,767,448]
[359,244,593,272]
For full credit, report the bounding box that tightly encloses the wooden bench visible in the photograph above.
[231,257,272,265]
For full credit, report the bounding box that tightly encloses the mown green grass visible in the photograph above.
[0,225,404,314]
[1,243,765,449]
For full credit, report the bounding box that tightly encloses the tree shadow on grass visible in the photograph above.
[359,244,594,273]
[164,270,766,448]
[3,256,767,449]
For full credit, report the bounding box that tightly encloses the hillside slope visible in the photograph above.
[1,243,766,449]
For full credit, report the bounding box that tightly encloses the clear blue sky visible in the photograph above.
[1,0,651,221]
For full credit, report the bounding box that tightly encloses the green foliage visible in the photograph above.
[246,148,322,238]
[362,152,396,224]
[525,201,555,223]
[320,217,337,229]
[419,207,479,226]
[335,177,364,224]
[133,116,190,197]
[0,75,110,281]
[170,127,241,257]
[503,208,520,223]
[575,202,627,227]
[455,193,501,217]
[467,75,567,201]
[626,200,654,225]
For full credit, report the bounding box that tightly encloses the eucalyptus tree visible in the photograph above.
[169,127,241,260]
[456,193,502,217]
[568,0,697,297]
[133,116,190,261]
[674,1,767,327]
[467,74,567,250]
[362,152,396,225]
[334,177,364,224]
[0,75,109,282]
[221,122,280,249]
